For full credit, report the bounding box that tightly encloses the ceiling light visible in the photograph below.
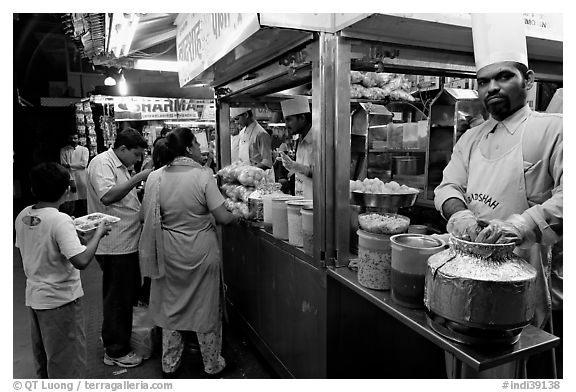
[107,13,141,58]
[118,74,128,96]
[104,76,117,86]
[133,59,180,73]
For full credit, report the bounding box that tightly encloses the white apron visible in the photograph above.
[295,134,313,199]
[238,124,254,164]
[466,113,551,329]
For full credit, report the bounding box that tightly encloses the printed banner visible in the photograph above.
[113,96,199,121]
[176,13,260,87]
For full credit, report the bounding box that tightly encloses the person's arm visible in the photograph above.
[255,132,272,169]
[442,198,468,220]
[100,169,152,206]
[69,222,111,269]
[520,129,562,245]
[279,151,311,177]
[55,217,110,270]
[204,171,240,225]
[479,124,563,246]
[211,203,241,225]
[60,148,71,169]
[70,147,89,170]
[434,132,476,219]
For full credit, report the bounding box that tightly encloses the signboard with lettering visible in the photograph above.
[113,96,199,121]
[387,13,563,41]
[176,13,260,87]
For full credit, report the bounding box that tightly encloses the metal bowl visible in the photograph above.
[350,190,419,209]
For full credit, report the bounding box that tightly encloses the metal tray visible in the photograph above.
[350,190,419,209]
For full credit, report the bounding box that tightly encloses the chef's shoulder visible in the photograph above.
[530,111,563,138]
[454,119,492,149]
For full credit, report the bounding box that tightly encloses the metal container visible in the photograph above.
[393,156,420,176]
[349,190,419,209]
[390,234,445,308]
[424,236,537,344]
[357,229,392,290]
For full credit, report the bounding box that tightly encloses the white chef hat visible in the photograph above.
[230,107,251,118]
[281,97,310,117]
[471,13,528,71]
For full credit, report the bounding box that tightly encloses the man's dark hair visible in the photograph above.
[114,128,148,150]
[513,62,530,82]
[166,127,197,158]
[160,126,171,138]
[29,162,71,202]
[152,138,172,169]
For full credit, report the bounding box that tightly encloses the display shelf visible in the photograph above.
[369,148,427,153]
[350,98,421,105]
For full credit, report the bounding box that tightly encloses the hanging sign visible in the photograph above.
[176,13,260,87]
[113,96,199,121]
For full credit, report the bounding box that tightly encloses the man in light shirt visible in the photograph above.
[87,128,152,368]
[230,107,272,169]
[60,132,89,216]
[279,97,314,199]
[434,14,562,378]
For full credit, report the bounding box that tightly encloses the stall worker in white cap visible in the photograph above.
[279,97,314,199]
[434,13,562,378]
[230,107,272,169]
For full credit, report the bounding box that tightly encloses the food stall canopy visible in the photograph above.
[65,13,563,92]
[339,14,562,63]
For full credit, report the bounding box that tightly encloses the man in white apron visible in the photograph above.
[279,97,314,199]
[230,107,272,169]
[434,14,562,378]
[60,132,89,216]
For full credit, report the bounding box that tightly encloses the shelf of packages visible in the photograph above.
[350,98,421,105]
[369,148,427,153]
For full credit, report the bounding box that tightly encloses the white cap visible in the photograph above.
[471,13,528,71]
[281,97,310,117]
[230,107,251,118]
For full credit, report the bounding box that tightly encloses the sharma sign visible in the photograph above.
[176,13,260,87]
[114,97,199,121]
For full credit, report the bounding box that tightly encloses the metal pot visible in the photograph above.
[393,156,421,175]
[424,236,537,345]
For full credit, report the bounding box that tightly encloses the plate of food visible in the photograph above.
[74,213,120,233]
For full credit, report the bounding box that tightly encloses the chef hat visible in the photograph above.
[471,13,528,71]
[281,97,310,117]
[230,107,251,118]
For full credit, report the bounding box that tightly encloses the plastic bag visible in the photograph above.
[130,306,159,360]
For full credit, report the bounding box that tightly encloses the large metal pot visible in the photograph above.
[425,236,537,331]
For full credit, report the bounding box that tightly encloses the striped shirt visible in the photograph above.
[87,149,142,255]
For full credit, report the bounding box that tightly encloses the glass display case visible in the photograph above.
[425,88,488,201]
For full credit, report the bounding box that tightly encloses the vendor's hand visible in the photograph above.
[446,209,480,241]
[278,151,309,176]
[475,214,536,247]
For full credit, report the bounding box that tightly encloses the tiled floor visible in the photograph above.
[13,247,277,379]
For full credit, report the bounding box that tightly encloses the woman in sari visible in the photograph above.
[139,127,239,377]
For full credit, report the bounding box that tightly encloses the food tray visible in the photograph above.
[74,213,120,233]
[350,190,419,209]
